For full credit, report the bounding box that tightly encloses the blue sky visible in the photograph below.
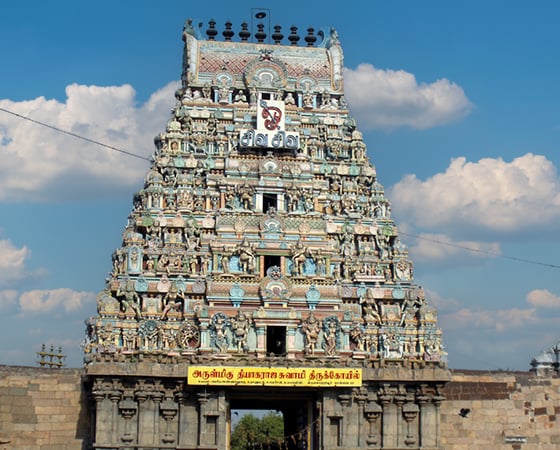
[1,0,560,370]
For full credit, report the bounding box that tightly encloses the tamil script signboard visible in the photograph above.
[187,366,362,387]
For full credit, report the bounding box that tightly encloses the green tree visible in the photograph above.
[231,411,284,450]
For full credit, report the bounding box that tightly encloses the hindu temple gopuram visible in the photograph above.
[84,17,450,450]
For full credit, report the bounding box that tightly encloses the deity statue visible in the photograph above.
[230,310,251,353]
[322,316,339,357]
[360,288,381,325]
[161,282,185,319]
[301,312,321,355]
[290,240,309,276]
[236,239,255,273]
[116,281,142,319]
[236,182,255,210]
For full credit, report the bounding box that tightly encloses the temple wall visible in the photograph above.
[0,365,90,450]
[441,369,560,449]
[2,364,560,449]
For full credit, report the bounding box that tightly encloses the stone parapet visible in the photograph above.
[0,365,89,450]
[441,369,560,449]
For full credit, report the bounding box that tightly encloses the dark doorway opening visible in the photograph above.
[263,255,281,274]
[230,391,316,450]
[267,326,286,356]
[263,193,278,213]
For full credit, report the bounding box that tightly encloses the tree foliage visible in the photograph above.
[231,411,284,450]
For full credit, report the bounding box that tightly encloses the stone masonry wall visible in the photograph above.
[0,365,90,450]
[441,369,560,450]
[2,365,560,449]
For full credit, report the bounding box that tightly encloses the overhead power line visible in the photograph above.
[2,106,557,270]
[400,231,560,270]
[0,106,151,162]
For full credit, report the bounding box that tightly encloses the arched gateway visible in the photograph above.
[85,17,449,450]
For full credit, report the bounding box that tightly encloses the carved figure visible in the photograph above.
[210,313,229,353]
[221,254,230,273]
[290,240,309,276]
[161,282,184,319]
[360,288,381,324]
[301,312,321,355]
[230,310,251,353]
[236,239,255,273]
[117,281,142,319]
[322,316,339,357]
[237,182,254,209]
[350,322,365,351]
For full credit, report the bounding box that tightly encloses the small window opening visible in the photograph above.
[267,326,286,355]
[263,193,278,212]
[264,255,281,273]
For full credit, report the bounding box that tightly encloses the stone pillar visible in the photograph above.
[109,390,122,445]
[364,400,382,447]
[433,393,445,448]
[118,397,138,446]
[402,402,419,447]
[198,319,210,351]
[394,391,407,448]
[278,193,285,212]
[379,391,397,448]
[135,390,150,446]
[256,325,266,357]
[176,391,186,447]
[160,397,178,445]
[354,388,368,447]
[286,326,297,358]
[197,391,211,447]
[417,392,434,448]
[92,389,109,446]
[152,391,163,445]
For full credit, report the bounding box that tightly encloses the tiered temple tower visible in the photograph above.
[84,18,450,450]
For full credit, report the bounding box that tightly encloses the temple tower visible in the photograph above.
[84,18,450,450]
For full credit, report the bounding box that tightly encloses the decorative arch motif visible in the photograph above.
[244,58,289,89]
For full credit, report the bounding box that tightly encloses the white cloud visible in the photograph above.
[19,288,95,314]
[390,153,560,233]
[0,81,179,202]
[527,289,560,309]
[443,307,538,332]
[343,63,472,130]
[0,239,31,287]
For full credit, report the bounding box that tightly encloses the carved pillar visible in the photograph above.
[379,389,396,448]
[286,326,297,358]
[416,391,432,448]
[337,393,351,447]
[197,391,211,447]
[394,391,407,448]
[433,392,445,448]
[354,388,368,447]
[256,326,266,357]
[198,319,210,351]
[402,402,419,447]
[152,391,163,445]
[92,387,108,446]
[108,390,122,445]
[135,390,149,446]
[176,391,186,447]
[160,397,178,444]
[118,397,137,445]
[364,400,382,447]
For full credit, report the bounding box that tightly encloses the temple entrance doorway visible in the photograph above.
[229,389,319,450]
